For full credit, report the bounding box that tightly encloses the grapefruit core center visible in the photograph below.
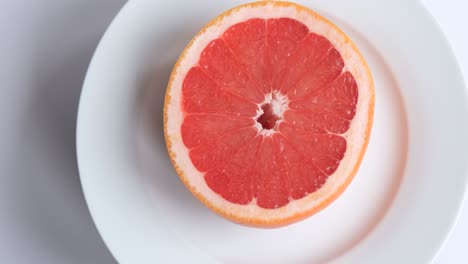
[256,92,288,133]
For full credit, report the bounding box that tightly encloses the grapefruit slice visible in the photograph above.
[164,1,374,227]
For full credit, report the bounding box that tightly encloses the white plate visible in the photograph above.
[76,0,468,263]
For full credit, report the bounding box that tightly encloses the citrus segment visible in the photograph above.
[181,115,255,149]
[277,33,333,93]
[253,137,290,209]
[188,127,257,172]
[223,18,269,93]
[288,72,358,119]
[273,135,327,199]
[182,67,258,116]
[267,18,309,90]
[199,39,264,102]
[283,110,350,134]
[286,48,344,99]
[205,136,262,205]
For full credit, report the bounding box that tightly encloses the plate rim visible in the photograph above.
[75,1,130,263]
[412,1,468,262]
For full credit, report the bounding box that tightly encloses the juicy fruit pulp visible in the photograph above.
[181,18,358,209]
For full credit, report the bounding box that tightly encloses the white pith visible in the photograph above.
[165,3,373,222]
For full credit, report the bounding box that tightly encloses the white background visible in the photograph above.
[0,0,466,263]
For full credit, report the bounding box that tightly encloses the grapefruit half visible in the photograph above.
[164,1,374,227]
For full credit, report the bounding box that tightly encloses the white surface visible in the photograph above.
[77,0,467,264]
[1,0,467,263]
[0,1,123,263]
